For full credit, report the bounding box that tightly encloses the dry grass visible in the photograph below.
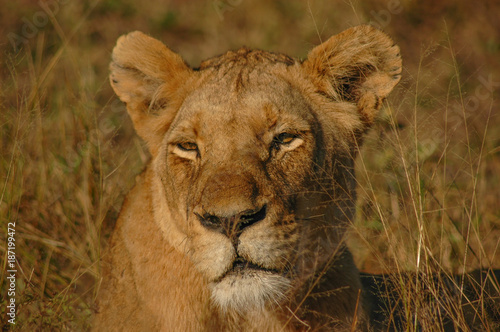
[1,0,499,330]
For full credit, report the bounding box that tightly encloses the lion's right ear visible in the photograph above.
[302,25,402,129]
[110,31,192,155]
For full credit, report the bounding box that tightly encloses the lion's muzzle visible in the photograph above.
[195,204,267,240]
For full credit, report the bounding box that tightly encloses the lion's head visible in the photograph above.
[109,26,401,315]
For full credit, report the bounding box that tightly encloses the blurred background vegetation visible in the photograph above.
[1,0,499,330]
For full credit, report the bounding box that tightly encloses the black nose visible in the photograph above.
[196,205,267,238]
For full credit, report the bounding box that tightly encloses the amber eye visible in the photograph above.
[177,142,198,152]
[273,133,296,145]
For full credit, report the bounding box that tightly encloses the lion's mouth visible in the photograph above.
[210,256,292,311]
[221,257,281,279]
[232,257,266,272]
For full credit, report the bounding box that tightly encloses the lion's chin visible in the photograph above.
[210,266,291,314]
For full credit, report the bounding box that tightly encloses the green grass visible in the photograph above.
[1,0,499,330]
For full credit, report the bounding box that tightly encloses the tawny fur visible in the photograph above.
[93,25,402,331]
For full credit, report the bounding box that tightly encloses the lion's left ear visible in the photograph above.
[302,25,402,126]
[110,31,193,155]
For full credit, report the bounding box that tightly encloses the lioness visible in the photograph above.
[93,25,402,331]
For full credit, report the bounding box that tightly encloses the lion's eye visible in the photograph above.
[270,132,303,154]
[273,133,296,145]
[177,142,198,151]
[173,142,199,160]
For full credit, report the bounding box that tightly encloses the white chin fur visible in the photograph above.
[210,270,291,313]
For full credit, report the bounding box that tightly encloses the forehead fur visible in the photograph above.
[193,48,300,98]
[199,48,297,70]
[170,68,315,151]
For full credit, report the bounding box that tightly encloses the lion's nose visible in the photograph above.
[196,204,267,238]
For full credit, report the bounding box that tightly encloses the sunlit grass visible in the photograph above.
[350,26,499,330]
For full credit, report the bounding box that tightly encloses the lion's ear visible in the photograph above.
[110,31,192,155]
[303,25,402,126]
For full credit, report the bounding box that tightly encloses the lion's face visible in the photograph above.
[156,71,319,310]
[109,27,401,313]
